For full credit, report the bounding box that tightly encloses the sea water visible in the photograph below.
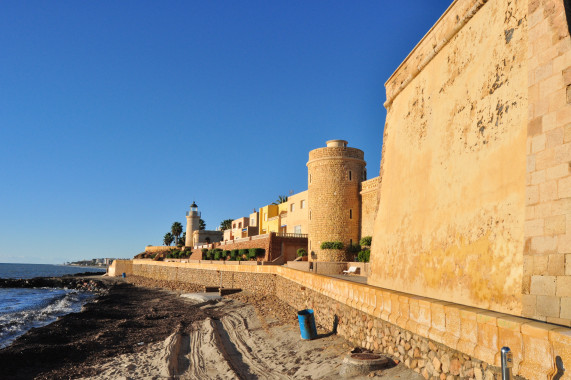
[0,263,106,348]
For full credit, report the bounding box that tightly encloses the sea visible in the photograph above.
[0,263,107,349]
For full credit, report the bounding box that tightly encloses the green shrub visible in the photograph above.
[239,249,248,258]
[214,250,222,260]
[359,236,372,247]
[320,241,344,250]
[224,250,231,259]
[150,253,156,259]
[205,249,214,260]
[297,248,308,257]
[201,248,208,259]
[230,249,238,259]
[357,250,370,263]
[248,248,257,259]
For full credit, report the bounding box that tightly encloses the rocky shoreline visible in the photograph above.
[0,272,108,292]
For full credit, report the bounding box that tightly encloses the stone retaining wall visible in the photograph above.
[110,260,571,380]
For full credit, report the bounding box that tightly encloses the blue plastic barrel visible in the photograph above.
[297,309,318,340]
[122,272,126,278]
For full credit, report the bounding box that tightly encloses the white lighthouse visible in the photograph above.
[185,201,200,246]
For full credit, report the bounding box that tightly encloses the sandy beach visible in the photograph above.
[0,275,422,379]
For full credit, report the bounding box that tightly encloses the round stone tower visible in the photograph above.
[185,201,201,247]
[307,140,366,261]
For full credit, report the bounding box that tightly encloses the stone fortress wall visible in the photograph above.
[523,0,571,326]
[307,140,366,261]
[369,0,528,316]
[360,177,381,238]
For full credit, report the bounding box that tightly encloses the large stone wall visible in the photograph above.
[369,0,528,316]
[360,177,380,238]
[523,0,571,326]
[111,260,571,379]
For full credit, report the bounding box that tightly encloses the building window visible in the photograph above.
[309,210,312,220]
[251,218,254,225]
[239,222,242,228]
[264,213,267,221]
[290,203,295,212]
[300,200,305,209]
[309,174,312,183]
[350,209,353,219]
[294,225,301,234]
[349,170,352,181]
[233,223,236,228]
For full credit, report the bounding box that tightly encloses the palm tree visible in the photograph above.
[220,219,233,230]
[177,232,186,247]
[163,233,174,246]
[171,222,183,245]
[272,195,288,205]
[199,218,206,230]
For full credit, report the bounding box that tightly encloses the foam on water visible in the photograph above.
[0,288,96,348]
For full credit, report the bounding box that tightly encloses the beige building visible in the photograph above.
[285,190,308,236]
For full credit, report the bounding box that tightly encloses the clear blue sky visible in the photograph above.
[0,1,452,264]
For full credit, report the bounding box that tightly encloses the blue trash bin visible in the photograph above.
[297,309,318,340]
[122,272,126,278]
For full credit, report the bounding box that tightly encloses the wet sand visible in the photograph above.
[0,276,423,379]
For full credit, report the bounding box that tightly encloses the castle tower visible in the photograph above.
[185,201,201,246]
[307,140,366,261]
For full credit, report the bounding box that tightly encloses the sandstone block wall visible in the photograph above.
[360,177,381,239]
[523,0,571,326]
[308,143,365,261]
[144,246,179,253]
[370,0,528,316]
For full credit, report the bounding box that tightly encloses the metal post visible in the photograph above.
[501,346,513,380]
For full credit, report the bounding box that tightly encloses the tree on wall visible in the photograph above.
[220,219,233,230]
[177,232,186,247]
[163,233,174,246]
[171,222,183,245]
[272,195,288,205]
[199,218,206,230]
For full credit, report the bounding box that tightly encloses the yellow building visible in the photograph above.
[258,204,279,234]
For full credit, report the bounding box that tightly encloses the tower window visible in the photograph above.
[350,209,353,219]
[349,171,352,181]
[309,174,312,183]
[291,203,295,212]
[309,210,312,220]
[300,200,305,209]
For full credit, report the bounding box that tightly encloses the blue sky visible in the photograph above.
[0,1,452,264]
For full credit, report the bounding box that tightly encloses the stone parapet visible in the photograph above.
[360,176,381,194]
[111,260,571,378]
[384,0,488,107]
